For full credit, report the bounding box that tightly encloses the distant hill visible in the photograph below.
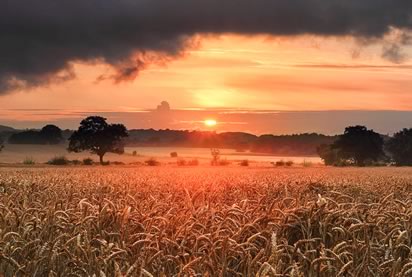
[0,125,16,132]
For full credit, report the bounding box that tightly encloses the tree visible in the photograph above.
[0,138,4,153]
[332,126,384,166]
[40,125,63,144]
[68,116,128,164]
[386,128,412,166]
[317,144,338,166]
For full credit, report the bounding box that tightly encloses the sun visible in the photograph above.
[204,119,217,127]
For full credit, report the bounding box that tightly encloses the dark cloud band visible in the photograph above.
[1,0,412,93]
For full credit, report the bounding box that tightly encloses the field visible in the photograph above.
[1,166,412,276]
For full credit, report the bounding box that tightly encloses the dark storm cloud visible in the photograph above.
[1,0,412,93]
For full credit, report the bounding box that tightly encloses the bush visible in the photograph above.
[240,160,249,166]
[83,158,94,165]
[188,159,199,166]
[145,158,160,166]
[48,156,69,165]
[71,159,81,165]
[111,161,125,165]
[170,152,178,158]
[218,159,230,166]
[23,157,36,165]
[285,160,294,167]
[275,160,285,166]
[177,159,187,166]
[132,151,137,156]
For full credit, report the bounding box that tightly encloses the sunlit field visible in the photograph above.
[1,166,412,276]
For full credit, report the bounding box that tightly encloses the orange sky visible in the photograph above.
[1,34,412,132]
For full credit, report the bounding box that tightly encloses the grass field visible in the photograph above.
[1,166,412,276]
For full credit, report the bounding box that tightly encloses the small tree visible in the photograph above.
[332,126,384,166]
[68,116,128,165]
[317,144,338,165]
[386,128,412,166]
[211,148,220,166]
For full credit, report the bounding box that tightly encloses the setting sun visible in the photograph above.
[204,119,217,127]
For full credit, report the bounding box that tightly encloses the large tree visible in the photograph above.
[386,128,412,166]
[332,125,384,166]
[68,116,128,164]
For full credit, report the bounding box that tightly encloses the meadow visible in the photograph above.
[1,166,412,276]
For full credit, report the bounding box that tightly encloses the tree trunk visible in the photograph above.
[99,154,104,165]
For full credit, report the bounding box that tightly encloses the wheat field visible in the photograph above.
[1,166,412,276]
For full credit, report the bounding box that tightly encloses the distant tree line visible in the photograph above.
[317,125,412,166]
[8,125,63,145]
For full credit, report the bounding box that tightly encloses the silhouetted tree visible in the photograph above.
[317,144,338,166]
[0,139,4,153]
[68,116,128,164]
[40,125,63,144]
[332,126,384,166]
[386,128,412,166]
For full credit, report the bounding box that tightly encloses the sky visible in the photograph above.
[1,0,412,134]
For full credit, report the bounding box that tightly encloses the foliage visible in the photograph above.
[22,157,35,165]
[145,158,160,166]
[317,144,339,166]
[0,138,3,152]
[274,160,285,166]
[8,125,63,145]
[210,148,220,166]
[332,126,385,166]
[1,167,412,276]
[82,158,94,165]
[386,128,412,166]
[239,159,249,166]
[132,150,137,156]
[68,116,128,164]
[285,160,294,166]
[47,156,70,165]
[170,152,178,158]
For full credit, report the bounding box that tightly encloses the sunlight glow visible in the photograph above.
[204,119,217,127]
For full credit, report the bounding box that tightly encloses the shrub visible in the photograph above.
[83,158,94,165]
[48,156,69,165]
[218,159,231,166]
[275,160,285,166]
[111,161,125,165]
[170,152,178,158]
[132,150,137,156]
[177,159,187,166]
[23,157,36,165]
[71,159,81,165]
[240,160,249,166]
[188,159,199,166]
[145,158,160,166]
[285,160,294,167]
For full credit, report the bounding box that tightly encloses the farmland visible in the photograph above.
[1,166,412,276]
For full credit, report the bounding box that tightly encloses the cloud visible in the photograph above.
[1,0,412,93]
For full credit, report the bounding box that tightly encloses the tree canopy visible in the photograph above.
[386,128,412,166]
[8,125,63,145]
[68,116,128,164]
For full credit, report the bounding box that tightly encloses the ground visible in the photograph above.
[1,166,412,276]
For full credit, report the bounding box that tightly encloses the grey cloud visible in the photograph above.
[1,0,412,93]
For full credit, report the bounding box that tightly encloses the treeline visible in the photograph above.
[1,125,335,156]
[318,125,412,166]
[125,129,336,156]
[8,125,64,145]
